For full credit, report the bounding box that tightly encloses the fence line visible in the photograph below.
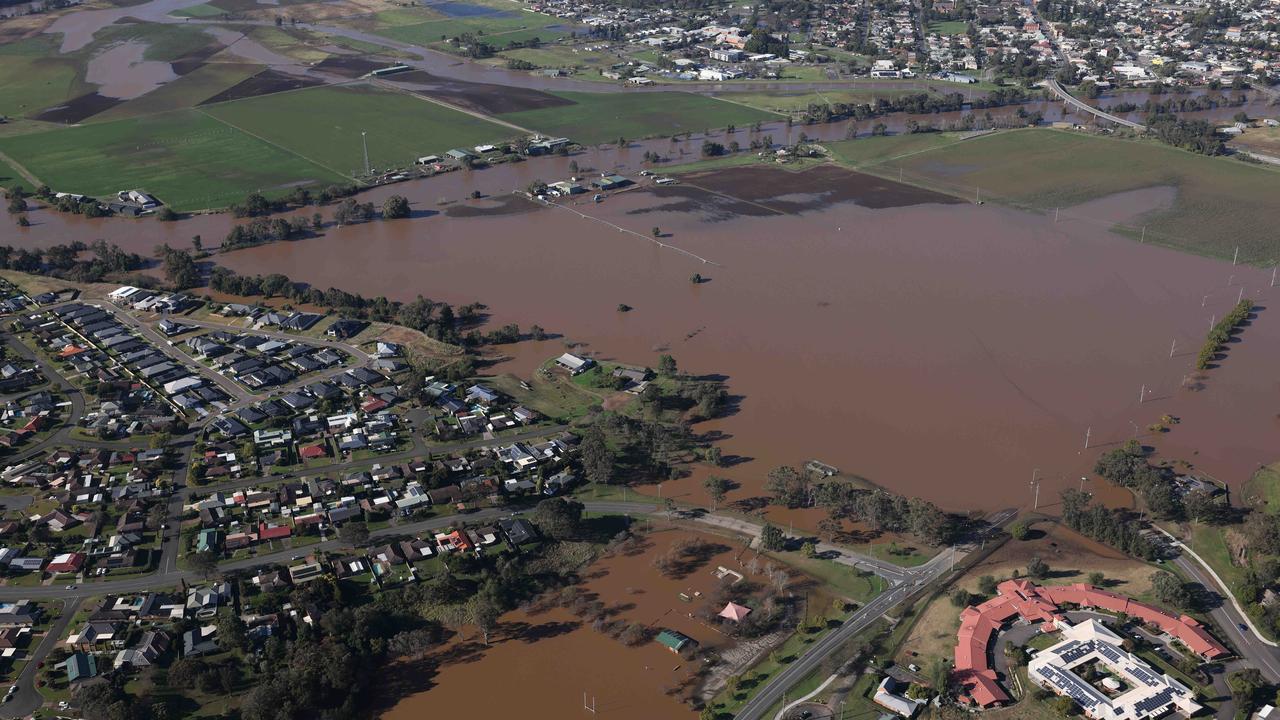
[540,196,724,267]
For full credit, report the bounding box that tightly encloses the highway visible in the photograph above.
[1045,78,1146,131]
[733,508,1018,720]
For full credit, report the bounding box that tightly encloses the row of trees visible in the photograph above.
[1060,488,1158,559]
[1197,298,1254,369]
[761,469,958,546]
[208,267,466,344]
[799,89,1034,125]
[0,240,146,284]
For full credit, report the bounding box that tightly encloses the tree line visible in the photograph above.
[208,267,464,344]
[1060,487,1158,559]
[0,241,146,284]
[1197,298,1254,369]
[799,88,1034,124]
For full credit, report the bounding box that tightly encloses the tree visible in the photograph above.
[977,575,998,596]
[764,466,810,508]
[531,497,583,540]
[801,541,816,558]
[1009,521,1030,540]
[189,551,220,580]
[1026,556,1049,579]
[1151,571,1192,609]
[217,609,248,652]
[657,354,678,377]
[703,476,731,511]
[472,596,501,645]
[382,194,411,219]
[6,196,26,214]
[949,587,975,607]
[759,523,785,551]
[652,226,661,237]
[338,521,370,548]
[580,423,614,485]
[1227,668,1268,714]
[1087,571,1106,587]
[191,235,202,252]
[389,626,441,659]
[927,658,950,695]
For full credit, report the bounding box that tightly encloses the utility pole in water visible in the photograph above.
[1084,426,1091,449]
[1169,339,1176,358]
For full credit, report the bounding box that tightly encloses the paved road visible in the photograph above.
[1046,78,1147,131]
[4,597,81,718]
[733,508,1018,720]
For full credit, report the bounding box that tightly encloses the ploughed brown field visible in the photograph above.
[5,159,1278,519]
[380,527,820,718]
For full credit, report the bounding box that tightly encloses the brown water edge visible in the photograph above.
[186,168,1279,519]
[379,526,822,719]
[84,39,178,99]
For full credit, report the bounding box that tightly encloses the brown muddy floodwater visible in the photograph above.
[381,527,816,718]
[6,159,1279,516]
[84,40,178,99]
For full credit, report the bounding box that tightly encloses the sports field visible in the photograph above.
[499,91,781,145]
[0,109,347,211]
[201,84,515,173]
[837,128,1280,262]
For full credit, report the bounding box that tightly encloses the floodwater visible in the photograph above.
[5,129,1278,514]
[381,527,805,718]
[84,39,178,98]
[198,168,1280,513]
[43,0,210,51]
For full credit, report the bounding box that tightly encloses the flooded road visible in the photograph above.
[122,164,1270,514]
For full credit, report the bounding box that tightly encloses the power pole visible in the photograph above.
[1084,426,1091,449]
[1271,265,1277,288]
[1139,384,1146,403]
[1233,246,1239,266]
[1238,286,1245,304]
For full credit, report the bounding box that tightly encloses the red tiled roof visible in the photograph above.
[258,522,292,541]
[952,580,1228,706]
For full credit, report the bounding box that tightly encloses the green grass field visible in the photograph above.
[825,131,979,167]
[928,20,970,35]
[92,62,264,121]
[374,11,570,48]
[720,87,943,114]
[500,91,781,145]
[841,128,1280,262]
[201,83,515,173]
[0,109,348,210]
[0,37,94,119]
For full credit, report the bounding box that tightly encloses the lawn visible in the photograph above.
[0,108,348,211]
[91,62,264,121]
[848,128,1280,263]
[499,91,781,145]
[763,549,884,604]
[928,20,970,35]
[170,2,227,17]
[201,83,515,174]
[1242,461,1280,513]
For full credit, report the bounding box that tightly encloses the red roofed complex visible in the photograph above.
[953,580,1228,708]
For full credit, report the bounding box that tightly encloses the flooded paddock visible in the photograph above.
[179,165,1276,514]
[381,527,814,719]
[4,116,1278,515]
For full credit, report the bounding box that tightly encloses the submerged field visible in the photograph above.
[499,91,781,145]
[827,129,1280,262]
[0,109,347,210]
